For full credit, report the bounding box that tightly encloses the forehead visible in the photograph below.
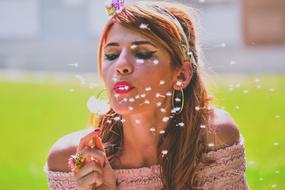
[105,23,153,46]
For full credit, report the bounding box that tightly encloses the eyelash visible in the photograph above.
[104,51,156,61]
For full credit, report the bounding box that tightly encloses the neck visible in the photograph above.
[120,106,172,167]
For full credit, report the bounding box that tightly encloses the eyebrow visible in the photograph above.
[104,40,157,48]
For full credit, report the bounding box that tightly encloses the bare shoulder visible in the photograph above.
[204,106,240,151]
[47,128,94,172]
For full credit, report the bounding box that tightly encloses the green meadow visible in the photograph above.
[0,74,284,189]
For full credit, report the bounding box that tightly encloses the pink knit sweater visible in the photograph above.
[44,136,249,190]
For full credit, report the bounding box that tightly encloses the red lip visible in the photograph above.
[114,81,134,94]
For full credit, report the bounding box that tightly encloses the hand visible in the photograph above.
[73,130,117,190]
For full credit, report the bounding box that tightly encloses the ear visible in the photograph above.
[173,62,193,90]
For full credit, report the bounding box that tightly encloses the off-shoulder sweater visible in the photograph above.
[44,136,249,190]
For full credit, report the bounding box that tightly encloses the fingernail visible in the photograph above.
[94,128,101,133]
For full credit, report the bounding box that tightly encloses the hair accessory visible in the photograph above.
[105,0,125,16]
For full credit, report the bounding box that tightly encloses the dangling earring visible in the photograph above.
[171,88,184,115]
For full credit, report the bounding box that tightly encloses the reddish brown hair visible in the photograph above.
[97,1,212,189]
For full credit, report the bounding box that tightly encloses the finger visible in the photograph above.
[80,146,106,167]
[77,171,103,189]
[77,130,101,152]
[75,161,103,180]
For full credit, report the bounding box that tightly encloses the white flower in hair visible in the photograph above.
[87,96,109,115]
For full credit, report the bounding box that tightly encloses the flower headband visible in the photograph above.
[104,0,198,71]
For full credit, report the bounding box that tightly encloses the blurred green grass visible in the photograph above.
[0,74,284,190]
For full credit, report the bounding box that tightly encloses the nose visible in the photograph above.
[115,50,133,75]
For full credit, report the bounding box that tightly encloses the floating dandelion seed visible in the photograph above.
[235,83,240,88]
[243,90,249,94]
[156,102,162,107]
[135,95,140,99]
[200,125,206,129]
[175,98,181,102]
[114,116,121,121]
[228,87,234,91]
[176,81,183,87]
[275,170,280,174]
[272,184,277,188]
[139,23,149,30]
[230,60,236,65]
[112,76,119,82]
[149,128,156,132]
[159,130,165,134]
[135,119,140,124]
[156,93,165,98]
[136,59,145,65]
[199,0,205,3]
[219,42,226,47]
[259,177,264,181]
[208,143,214,147]
[130,44,137,49]
[129,98,135,102]
[195,106,200,111]
[177,122,185,127]
[88,82,97,89]
[75,74,86,85]
[235,105,240,110]
[254,78,260,83]
[275,115,281,119]
[256,85,261,89]
[273,142,279,146]
[68,63,79,67]
[160,108,166,113]
[144,99,150,104]
[69,88,75,92]
[121,118,126,123]
[153,59,159,65]
[269,88,275,92]
[87,96,109,115]
[159,80,165,85]
[140,93,146,98]
[145,87,152,91]
[166,91,172,96]
[162,117,169,122]
[161,150,168,157]
[128,106,134,110]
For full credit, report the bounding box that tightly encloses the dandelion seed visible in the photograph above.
[235,83,240,88]
[121,118,126,123]
[208,143,214,147]
[145,87,152,91]
[177,122,185,127]
[128,106,134,110]
[195,106,200,111]
[129,98,135,102]
[272,184,277,188]
[159,130,165,134]
[156,93,165,98]
[273,142,279,146]
[153,59,159,65]
[161,150,168,157]
[243,90,249,94]
[259,177,264,181]
[135,95,140,99]
[136,59,144,65]
[176,81,183,87]
[269,88,275,92]
[166,91,172,96]
[254,78,260,83]
[275,170,280,174]
[219,42,226,47]
[199,0,205,3]
[256,85,261,89]
[88,82,97,89]
[68,63,79,67]
[69,88,75,92]
[139,23,149,30]
[135,119,140,124]
[149,128,156,132]
[200,125,206,129]
[75,74,86,85]
[235,105,240,110]
[160,108,166,113]
[175,98,181,102]
[159,80,165,85]
[156,102,162,107]
[162,117,169,122]
[275,115,280,119]
[230,60,236,65]
[130,44,137,49]
[140,93,146,98]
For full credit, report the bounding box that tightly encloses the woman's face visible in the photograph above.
[101,23,178,115]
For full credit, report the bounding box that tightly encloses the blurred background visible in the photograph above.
[0,0,284,189]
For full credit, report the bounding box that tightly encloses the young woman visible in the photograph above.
[45,1,249,189]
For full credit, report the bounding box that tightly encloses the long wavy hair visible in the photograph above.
[96,1,213,189]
